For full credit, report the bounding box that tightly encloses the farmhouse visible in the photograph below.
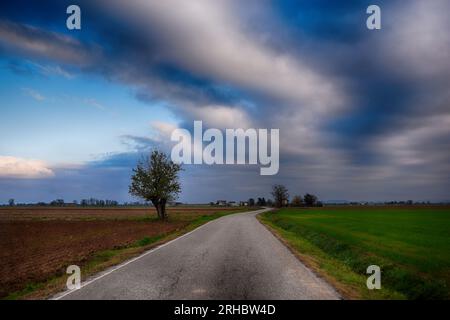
[216,200,227,206]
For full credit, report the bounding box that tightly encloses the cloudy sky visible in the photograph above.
[0,0,449,203]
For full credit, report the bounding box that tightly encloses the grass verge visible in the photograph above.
[258,207,450,300]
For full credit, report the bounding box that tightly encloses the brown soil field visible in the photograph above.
[0,206,242,298]
[0,206,238,221]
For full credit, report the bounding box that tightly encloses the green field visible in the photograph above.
[260,206,450,299]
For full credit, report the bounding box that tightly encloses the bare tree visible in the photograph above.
[129,150,182,220]
[291,195,303,207]
[271,184,289,208]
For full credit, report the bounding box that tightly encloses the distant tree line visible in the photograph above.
[210,185,323,209]
[79,198,119,207]
[43,198,121,207]
[270,184,322,208]
[2,198,150,207]
[290,193,323,207]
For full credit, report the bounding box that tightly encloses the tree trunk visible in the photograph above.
[161,199,167,220]
[153,199,167,220]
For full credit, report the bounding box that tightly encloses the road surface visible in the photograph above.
[56,208,340,300]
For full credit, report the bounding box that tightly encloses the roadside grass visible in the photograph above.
[259,206,450,300]
[4,207,253,300]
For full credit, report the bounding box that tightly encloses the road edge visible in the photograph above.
[255,211,345,300]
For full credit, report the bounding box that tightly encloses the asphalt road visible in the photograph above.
[56,208,340,300]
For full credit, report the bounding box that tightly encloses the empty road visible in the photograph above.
[56,208,339,300]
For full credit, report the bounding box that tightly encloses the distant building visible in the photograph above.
[239,201,248,206]
[216,200,227,206]
[228,201,239,207]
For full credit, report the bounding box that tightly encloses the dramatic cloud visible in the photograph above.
[0,0,449,202]
[182,105,252,129]
[0,156,54,179]
[0,20,96,66]
[383,0,450,79]
[110,0,346,107]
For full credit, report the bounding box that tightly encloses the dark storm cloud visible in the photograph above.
[133,65,247,107]
[0,0,449,202]
[0,19,98,66]
[274,0,372,43]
